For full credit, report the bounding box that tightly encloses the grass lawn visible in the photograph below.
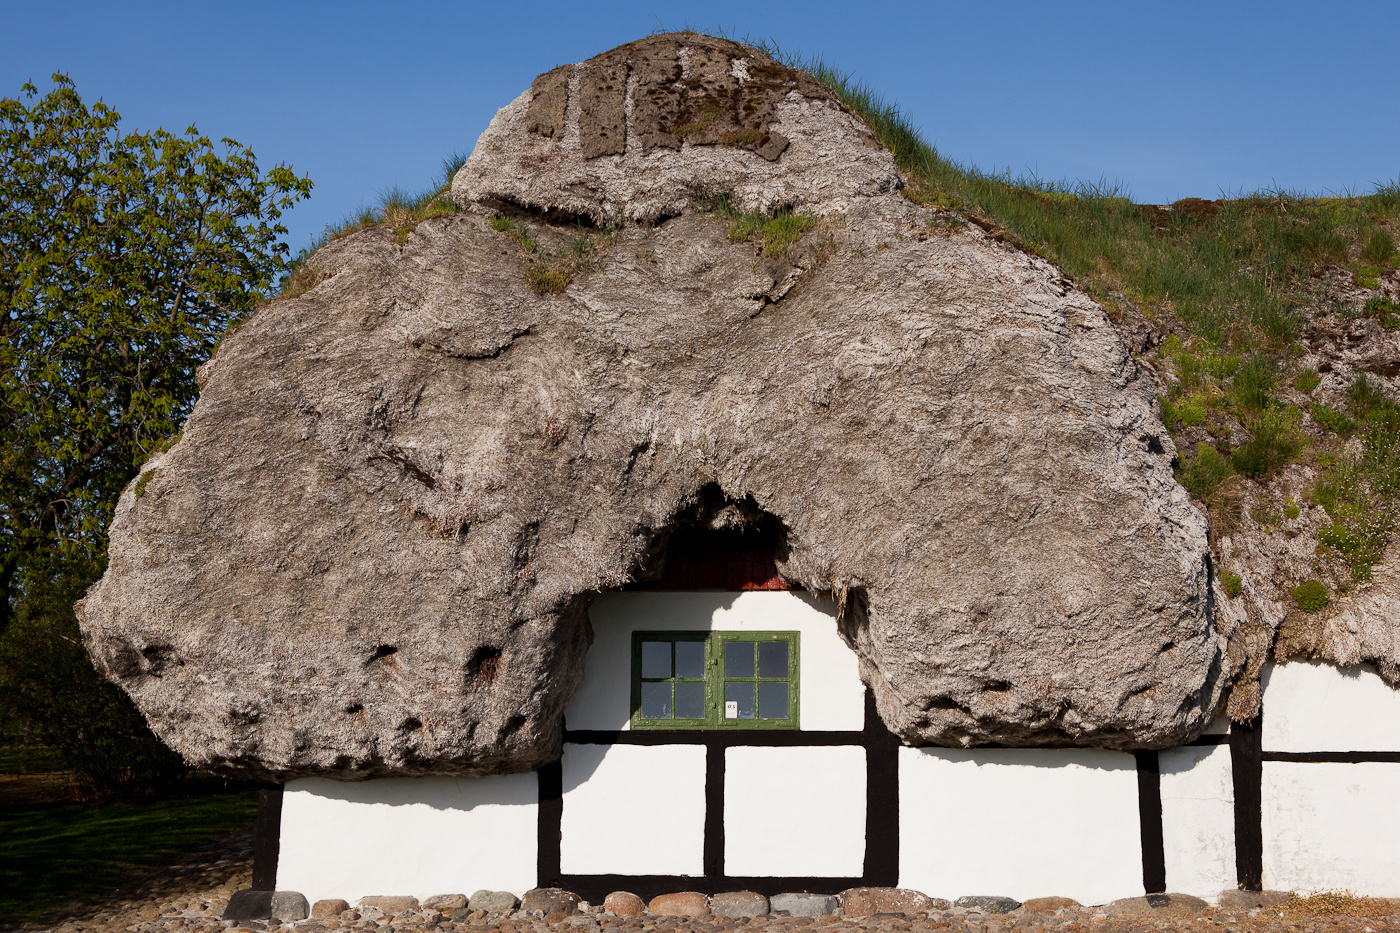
[0,778,256,925]
[0,747,65,775]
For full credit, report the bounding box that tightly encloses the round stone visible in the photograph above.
[603,892,645,918]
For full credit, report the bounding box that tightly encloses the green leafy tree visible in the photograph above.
[0,74,311,795]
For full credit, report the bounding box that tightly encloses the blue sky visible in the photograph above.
[4,1,1398,254]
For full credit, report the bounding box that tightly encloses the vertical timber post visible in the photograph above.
[1229,717,1264,891]
[1133,750,1166,894]
[703,738,725,879]
[251,783,284,891]
[537,759,564,888]
[862,689,900,886]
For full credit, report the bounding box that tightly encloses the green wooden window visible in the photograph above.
[631,631,799,730]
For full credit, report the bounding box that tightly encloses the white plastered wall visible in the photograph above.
[1259,660,1400,894]
[559,743,707,876]
[278,774,538,904]
[898,748,1141,906]
[1160,744,1235,898]
[275,639,1400,901]
[724,746,866,877]
[1262,761,1400,894]
[565,590,865,731]
[1262,660,1400,752]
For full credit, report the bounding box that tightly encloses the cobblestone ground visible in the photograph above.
[8,833,1400,933]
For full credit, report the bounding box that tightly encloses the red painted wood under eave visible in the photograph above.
[659,544,790,590]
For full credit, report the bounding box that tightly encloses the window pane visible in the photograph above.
[640,682,672,719]
[641,641,671,679]
[674,641,705,679]
[758,681,789,719]
[758,641,788,679]
[724,681,755,719]
[724,641,754,679]
[674,681,706,719]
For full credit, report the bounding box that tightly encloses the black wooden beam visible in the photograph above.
[537,759,563,886]
[562,728,866,746]
[702,743,725,879]
[862,690,900,887]
[1133,750,1166,894]
[251,784,284,891]
[1263,750,1400,763]
[1229,717,1263,891]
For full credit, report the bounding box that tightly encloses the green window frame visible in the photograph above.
[630,631,800,730]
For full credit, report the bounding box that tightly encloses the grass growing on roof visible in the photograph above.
[749,35,1400,584]
[754,36,1396,353]
[703,193,818,256]
[1232,407,1302,479]
[490,214,537,253]
[488,215,617,294]
[1293,369,1321,394]
[276,35,1400,588]
[724,207,817,256]
[525,263,571,294]
[1366,293,1400,331]
[1176,444,1241,535]
[1290,580,1329,612]
[1309,374,1400,581]
[1362,229,1397,267]
[280,151,469,296]
[1221,570,1243,598]
[757,55,1391,504]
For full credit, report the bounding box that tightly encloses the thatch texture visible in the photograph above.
[77,35,1223,779]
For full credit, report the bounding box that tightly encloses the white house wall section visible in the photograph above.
[1202,711,1232,736]
[277,774,537,904]
[565,591,865,731]
[1159,744,1235,897]
[723,746,866,877]
[1257,660,1400,895]
[559,743,707,876]
[272,652,1400,904]
[1262,660,1400,752]
[898,748,1142,906]
[1262,761,1400,894]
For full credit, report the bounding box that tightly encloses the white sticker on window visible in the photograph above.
[725,701,738,719]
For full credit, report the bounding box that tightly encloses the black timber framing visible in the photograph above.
[1180,714,1400,895]
[1133,750,1166,895]
[252,783,285,891]
[1263,750,1400,763]
[862,693,900,888]
[274,711,1400,900]
[1131,733,1231,897]
[703,738,725,880]
[1187,733,1230,746]
[1229,717,1264,892]
[1226,720,1400,892]
[547,697,1216,900]
[538,689,897,901]
[266,708,1400,899]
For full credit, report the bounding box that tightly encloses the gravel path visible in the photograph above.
[4,831,252,933]
[7,834,1399,933]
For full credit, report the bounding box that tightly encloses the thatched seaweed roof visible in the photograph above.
[76,35,1230,780]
